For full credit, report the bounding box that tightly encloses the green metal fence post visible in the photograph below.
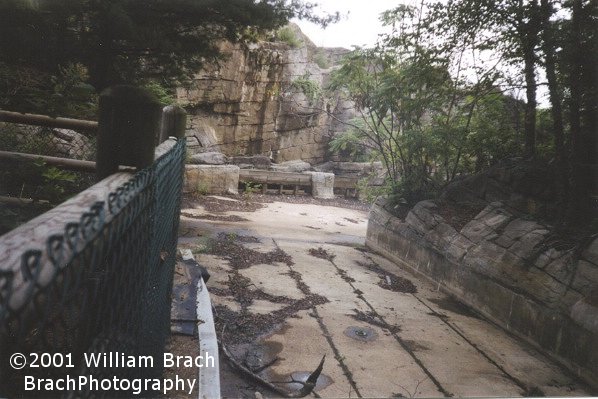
[96,85,162,180]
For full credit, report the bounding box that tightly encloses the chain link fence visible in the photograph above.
[0,138,185,397]
[0,122,97,161]
[0,122,98,235]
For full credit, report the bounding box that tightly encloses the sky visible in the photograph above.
[293,0,409,49]
[293,0,549,105]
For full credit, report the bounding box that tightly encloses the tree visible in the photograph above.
[0,0,338,112]
[565,0,597,223]
[422,0,597,226]
[328,5,520,204]
[434,0,542,159]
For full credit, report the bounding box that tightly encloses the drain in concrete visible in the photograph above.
[344,326,378,342]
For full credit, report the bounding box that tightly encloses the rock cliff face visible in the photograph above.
[176,25,355,164]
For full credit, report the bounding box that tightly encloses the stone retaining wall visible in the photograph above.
[366,199,598,388]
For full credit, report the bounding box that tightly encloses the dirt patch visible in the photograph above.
[183,194,270,213]
[214,293,328,346]
[435,199,484,231]
[344,217,359,224]
[349,309,401,334]
[203,234,329,352]
[336,268,356,283]
[164,334,200,398]
[355,260,418,294]
[402,339,430,352]
[235,235,261,243]
[428,297,480,319]
[204,233,293,269]
[377,274,418,294]
[308,247,336,261]
[210,274,296,308]
[181,212,249,222]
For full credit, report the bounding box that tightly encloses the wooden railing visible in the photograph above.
[0,110,98,132]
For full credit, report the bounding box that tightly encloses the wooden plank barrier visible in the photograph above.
[238,169,361,197]
[239,169,312,195]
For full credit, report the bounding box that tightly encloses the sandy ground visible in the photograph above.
[176,195,593,398]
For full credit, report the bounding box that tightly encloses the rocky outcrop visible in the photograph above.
[176,25,355,164]
[367,193,598,387]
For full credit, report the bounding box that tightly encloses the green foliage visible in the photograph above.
[141,81,175,106]
[0,0,339,116]
[37,162,77,204]
[329,128,369,162]
[0,61,97,118]
[195,181,210,196]
[328,6,522,205]
[242,181,262,203]
[0,157,79,204]
[356,175,392,204]
[275,26,302,48]
[422,0,598,224]
[313,50,330,69]
[290,74,321,103]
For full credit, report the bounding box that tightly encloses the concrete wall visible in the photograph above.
[366,199,598,388]
[184,165,240,195]
[184,166,335,199]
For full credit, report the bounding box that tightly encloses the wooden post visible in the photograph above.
[160,105,187,143]
[96,85,162,180]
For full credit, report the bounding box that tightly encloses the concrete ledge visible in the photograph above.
[305,171,335,199]
[366,201,598,389]
[196,276,220,399]
[184,165,239,195]
[180,249,221,399]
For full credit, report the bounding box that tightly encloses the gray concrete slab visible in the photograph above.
[178,197,593,398]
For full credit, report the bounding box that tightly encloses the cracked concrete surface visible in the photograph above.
[178,196,592,398]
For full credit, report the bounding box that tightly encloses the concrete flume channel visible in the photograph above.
[176,196,592,398]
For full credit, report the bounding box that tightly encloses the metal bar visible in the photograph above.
[0,150,139,173]
[0,195,50,207]
[0,110,98,132]
[0,150,97,172]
